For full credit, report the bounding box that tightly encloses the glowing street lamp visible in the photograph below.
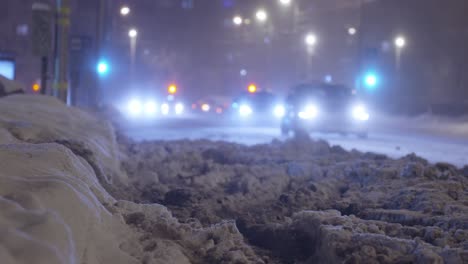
[248,84,257,93]
[128,28,138,38]
[120,6,130,16]
[305,33,317,46]
[348,27,357,35]
[256,9,268,22]
[233,16,243,26]
[279,0,292,6]
[168,84,177,94]
[394,36,406,49]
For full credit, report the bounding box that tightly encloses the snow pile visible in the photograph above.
[121,136,468,263]
[0,95,126,186]
[0,143,137,264]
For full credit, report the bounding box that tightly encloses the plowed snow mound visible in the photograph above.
[0,143,137,264]
[0,95,126,185]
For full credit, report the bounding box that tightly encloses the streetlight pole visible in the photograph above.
[54,0,70,103]
[305,33,317,80]
[128,28,138,83]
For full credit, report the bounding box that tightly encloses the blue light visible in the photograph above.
[97,61,109,75]
[364,73,378,89]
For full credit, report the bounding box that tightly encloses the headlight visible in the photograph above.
[144,101,157,115]
[239,104,253,116]
[352,105,370,121]
[175,103,184,115]
[298,104,319,120]
[273,105,286,118]
[161,103,170,115]
[128,99,142,116]
[201,103,211,112]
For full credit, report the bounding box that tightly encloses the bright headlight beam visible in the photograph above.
[274,105,286,118]
[144,101,157,115]
[352,105,370,121]
[161,103,170,115]
[175,103,184,115]
[298,104,318,120]
[128,99,142,116]
[239,104,253,116]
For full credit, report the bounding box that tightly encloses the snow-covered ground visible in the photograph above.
[122,115,468,167]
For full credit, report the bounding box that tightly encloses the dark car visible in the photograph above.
[281,83,370,137]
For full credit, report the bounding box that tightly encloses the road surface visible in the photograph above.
[121,115,468,167]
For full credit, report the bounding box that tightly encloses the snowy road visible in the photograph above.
[121,116,468,167]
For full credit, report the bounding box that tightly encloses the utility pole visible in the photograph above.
[54,0,71,103]
[32,3,53,95]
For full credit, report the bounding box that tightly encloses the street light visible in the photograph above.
[348,27,357,36]
[279,0,292,6]
[256,9,268,22]
[233,16,243,26]
[394,36,406,48]
[305,33,317,46]
[120,6,130,16]
[128,28,138,38]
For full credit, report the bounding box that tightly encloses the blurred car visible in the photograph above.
[231,91,285,120]
[118,94,186,120]
[281,83,370,137]
[192,96,230,115]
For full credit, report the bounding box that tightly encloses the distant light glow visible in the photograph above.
[216,107,223,114]
[175,103,184,115]
[364,73,378,88]
[274,105,286,118]
[201,103,211,112]
[298,104,318,120]
[279,0,292,6]
[128,99,142,116]
[240,69,247,76]
[233,16,243,25]
[305,34,317,46]
[144,101,157,115]
[248,84,257,93]
[348,27,357,35]
[97,61,109,75]
[120,6,130,16]
[128,29,138,38]
[168,84,177,94]
[239,104,253,116]
[256,10,267,22]
[352,105,370,121]
[324,75,333,83]
[395,36,406,48]
[32,83,40,92]
[161,103,170,115]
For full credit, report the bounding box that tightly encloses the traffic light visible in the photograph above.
[96,60,109,76]
[248,84,257,93]
[32,83,41,92]
[168,84,177,94]
[363,72,379,90]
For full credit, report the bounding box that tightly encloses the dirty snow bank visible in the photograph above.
[0,94,127,186]
[0,95,265,264]
[120,134,468,263]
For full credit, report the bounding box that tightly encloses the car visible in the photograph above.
[192,96,230,115]
[231,91,285,121]
[281,82,370,138]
